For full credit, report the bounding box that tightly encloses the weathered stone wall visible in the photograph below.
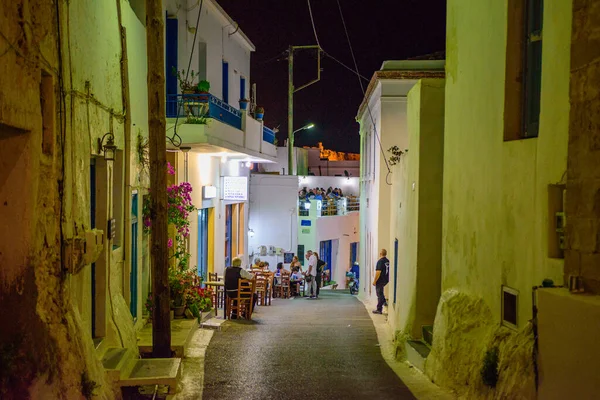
[425,290,536,399]
[565,0,600,293]
[0,0,112,398]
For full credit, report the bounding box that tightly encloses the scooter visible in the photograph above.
[347,272,359,295]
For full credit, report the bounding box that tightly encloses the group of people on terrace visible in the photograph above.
[298,186,345,201]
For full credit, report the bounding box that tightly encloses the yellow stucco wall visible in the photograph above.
[442,0,571,328]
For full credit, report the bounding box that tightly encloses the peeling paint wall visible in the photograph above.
[428,0,573,397]
[1,0,150,398]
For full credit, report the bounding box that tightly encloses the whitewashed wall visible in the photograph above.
[248,174,299,270]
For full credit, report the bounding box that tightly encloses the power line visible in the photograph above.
[322,51,370,82]
[335,0,392,185]
[306,0,321,48]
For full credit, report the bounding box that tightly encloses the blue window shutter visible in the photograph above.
[165,16,178,95]
[222,61,229,103]
[240,77,246,101]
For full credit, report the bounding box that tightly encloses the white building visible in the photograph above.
[164,0,278,278]
[357,61,444,304]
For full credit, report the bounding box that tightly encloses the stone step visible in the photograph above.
[422,325,434,347]
[201,316,227,330]
[406,340,431,372]
[118,358,182,390]
[101,346,138,382]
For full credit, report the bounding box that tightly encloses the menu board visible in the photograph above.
[223,176,248,201]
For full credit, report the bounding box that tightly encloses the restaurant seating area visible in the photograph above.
[202,266,307,321]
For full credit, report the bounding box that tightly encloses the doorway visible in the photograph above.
[225,204,232,267]
[319,240,333,284]
[197,208,209,279]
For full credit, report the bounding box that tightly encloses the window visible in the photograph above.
[222,61,229,103]
[504,0,543,140]
[502,286,519,329]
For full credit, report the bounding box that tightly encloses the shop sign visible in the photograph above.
[203,185,217,199]
[301,220,311,226]
[223,176,248,201]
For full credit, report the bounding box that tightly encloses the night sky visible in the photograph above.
[218,0,446,153]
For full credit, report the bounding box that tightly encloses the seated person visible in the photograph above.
[224,257,256,318]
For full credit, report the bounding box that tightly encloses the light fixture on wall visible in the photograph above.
[245,161,252,168]
[98,133,117,161]
[304,201,311,210]
[248,228,255,238]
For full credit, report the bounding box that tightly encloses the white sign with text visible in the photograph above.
[223,176,248,201]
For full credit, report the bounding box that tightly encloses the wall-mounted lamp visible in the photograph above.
[245,161,252,168]
[304,201,311,210]
[98,133,117,161]
[248,228,255,238]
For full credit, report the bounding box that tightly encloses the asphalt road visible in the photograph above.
[203,291,416,400]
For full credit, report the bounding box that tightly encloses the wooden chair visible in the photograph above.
[279,272,291,299]
[225,278,256,320]
[255,276,268,306]
[208,272,224,309]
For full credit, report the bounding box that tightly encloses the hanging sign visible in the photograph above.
[223,176,248,201]
[203,185,217,199]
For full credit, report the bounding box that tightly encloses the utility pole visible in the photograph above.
[146,0,171,358]
[287,45,321,176]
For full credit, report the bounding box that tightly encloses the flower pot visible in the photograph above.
[256,112,264,121]
[239,100,249,110]
[197,92,209,103]
[173,305,186,318]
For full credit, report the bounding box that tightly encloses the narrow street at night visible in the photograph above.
[203,292,415,400]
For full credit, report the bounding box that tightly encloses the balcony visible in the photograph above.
[297,197,360,217]
[165,93,277,161]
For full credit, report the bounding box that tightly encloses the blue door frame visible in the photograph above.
[197,208,209,280]
[222,61,229,104]
[130,193,139,319]
[319,240,332,282]
[393,238,398,304]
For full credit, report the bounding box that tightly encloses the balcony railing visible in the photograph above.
[297,197,360,217]
[262,126,276,144]
[166,93,242,130]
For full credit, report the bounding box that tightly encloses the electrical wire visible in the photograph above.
[322,51,370,82]
[171,0,204,147]
[306,0,321,48]
[335,0,393,185]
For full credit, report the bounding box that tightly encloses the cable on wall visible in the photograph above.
[170,0,204,148]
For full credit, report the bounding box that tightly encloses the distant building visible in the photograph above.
[304,142,360,177]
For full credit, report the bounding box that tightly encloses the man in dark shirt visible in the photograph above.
[372,249,389,314]
[314,252,326,298]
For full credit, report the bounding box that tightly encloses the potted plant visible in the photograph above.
[239,98,249,111]
[255,106,264,121]
[197,80,210,102]
[172,67,198,95]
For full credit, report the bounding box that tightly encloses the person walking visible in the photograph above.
[305,250,318,299]
[372,249,389,314]
[314,252,326,298]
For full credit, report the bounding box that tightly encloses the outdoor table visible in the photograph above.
[205,281,225,317]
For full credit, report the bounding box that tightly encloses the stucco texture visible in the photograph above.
[429,0,572,397]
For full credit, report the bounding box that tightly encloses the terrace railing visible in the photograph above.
[166,93,242,130]
[262,126,276,144]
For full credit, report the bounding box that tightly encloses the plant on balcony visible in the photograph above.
[255,106,264,121]
[185,116,208,125]
[172,67,198,93]
[196,80,210,102]
[239,98,249,111]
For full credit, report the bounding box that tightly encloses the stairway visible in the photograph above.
[405,325,433,372]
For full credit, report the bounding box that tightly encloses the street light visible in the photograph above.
[98,133,117,162]
[293,123,315,135]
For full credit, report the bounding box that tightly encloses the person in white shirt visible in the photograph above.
[305,250,318,299]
